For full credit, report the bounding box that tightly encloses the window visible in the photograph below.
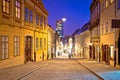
[36,38,38,50]
[1,36,8,59]
[118,0,120,9]
[105,0,109,8]
[110,0,114,3]
[44,38,46,48]
[106,22,108,32]
[36,15,39,25]
[40,16,43,26]
[15,0,20,18]
[40,38,42,49]
[14,36,20,56]
[25,7,29,21]
[2,0,10,14]
[30,10,33,23]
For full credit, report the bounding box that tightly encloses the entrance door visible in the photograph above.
[25,36,32,62]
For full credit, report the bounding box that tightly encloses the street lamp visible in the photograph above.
[62,18,67,22]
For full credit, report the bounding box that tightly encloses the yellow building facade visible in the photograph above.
[115,0,120,66]
[48,25,55,59]
[90,0,100,61]
[0,0,48,68]
[100,0,115,65]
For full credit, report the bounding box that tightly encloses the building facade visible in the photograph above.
[90,0,100,61]
[48,25,55,59]
[0,0,48,68]
[100,0,115,65]
[79,23,90,59]
[115,0,120,66]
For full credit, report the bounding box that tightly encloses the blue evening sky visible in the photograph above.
[43,0,92,35]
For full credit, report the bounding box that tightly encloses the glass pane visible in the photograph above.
[16,8,18,17]
[18,2,20,8]
[6,37,8,41]
[6,43,8,48]
[2,43,5,48]
[7,2,9,13]
[2,37,5,41]
[16,0,18,6]
[6,50,8,58]
[3,0,5,6]
[2,49,5,59]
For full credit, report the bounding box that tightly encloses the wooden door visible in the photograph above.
[25,36,32,62]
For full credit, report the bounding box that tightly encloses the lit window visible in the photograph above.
[25,7,29,21]
[14,36,20,56]
[30,10,33,23]
[110,0,114,3]
[1,36,8,59]
[15,0,20,18]
[36,15,39,25]
[36,38,38,50]
[106,0,109,8]
[2,0,10,14]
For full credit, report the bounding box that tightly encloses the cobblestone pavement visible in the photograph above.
[0,59,101,80]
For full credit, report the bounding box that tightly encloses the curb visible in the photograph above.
[73,59,104,80]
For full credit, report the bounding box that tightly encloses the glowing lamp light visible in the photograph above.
[62,18,67,22]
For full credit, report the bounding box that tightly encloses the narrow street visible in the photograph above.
[0,58,103,80]
[18,59,101,80]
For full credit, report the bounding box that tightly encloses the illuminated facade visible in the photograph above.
[0,0,48,68]
[115,0,120,66]
[48,25,55,59]
[100,0,115,65]
[90,0,100,61]
[79,23,90,59]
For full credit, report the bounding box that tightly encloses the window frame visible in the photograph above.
[14,36,20,57]
[25,7,29,21]
[36,38,38,50]
[15,0,21,19]
[36,14,39,25]
[105,0,109,8]
[29,10,33,23]
[2,0,10,14]
[1,35,9,60]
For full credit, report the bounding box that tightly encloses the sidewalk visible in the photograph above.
[76,59,120,80]
[0,61,48,80]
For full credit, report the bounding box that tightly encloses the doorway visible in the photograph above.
[25,36,32,62]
